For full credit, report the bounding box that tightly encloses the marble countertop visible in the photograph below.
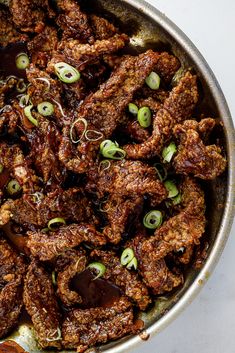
[133,1,235,353]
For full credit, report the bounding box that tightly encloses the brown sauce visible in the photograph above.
[71,269,121,308]
[0,42,28,79]
[0,168,10,189]
[0,341,27,353]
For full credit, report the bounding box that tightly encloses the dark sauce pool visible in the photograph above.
[0,42,28,79]
[71,269,121,308]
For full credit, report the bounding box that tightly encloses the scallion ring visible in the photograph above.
[98,160,111,173]
[87,262,106,280]
[19,94,30,108]
[16,79,27,93]
[121,248,135,266]
[15,53,30,70]
[100,140,118,152]
[137,106,152,128]
[102,146,126,160]
[6,179,22,196]
[126,257,138,270]
[54,62,80,84]
[85,130,103,142]
[172,193,182,205]
[37,102,54,116]
[24,105,38,127]
[164,180,179,198]
[0,164,3,174]
[154,163,167,182]
[48,217,66,231]
[35,77,51,91]
[128,103,138,115]
[162,142,177,163]
[145,71,161,90]
[70,117,88,144]
[143,210,163,229]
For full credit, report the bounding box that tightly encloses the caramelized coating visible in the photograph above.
[27,224,107,261]
[124,72,199,159]
[90,15,118,40]
[142,177,206,261]
[91,250,151,310]
[62,297,139,352]
[23,261,61,349]
[154,52,181,83]
[0,236,26,338]
[120,120,151,143]
[56,249,87,307]
[173,119,227,179]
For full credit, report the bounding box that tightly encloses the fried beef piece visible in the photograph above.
[142,177,206,262]
[124,72,199,159]
[57,33,129,70]
[27,224,106,261]
[58,50,161,173]
[121,120,151,143]
[90,160,167,206]
[62,297,141,352]
[90,15,118,40]
[9,0,55,33]
[0,142,38,193]
[0,6,28,47]
[103,195,144,244]
[11,188,95,227]
[173,118,227,179]
[57,0,94,43]
[91,250,151,310]
[23,261,61,349]
[154,52,181,83]
[0,201,13,226]
[56,249,87,307]
[128,234,183,295]
[0,236,26,338]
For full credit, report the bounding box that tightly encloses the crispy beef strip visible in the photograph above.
[128,234,183,295]
[173,118,227,179]
[62,297,142,352]
[56,249,87,307]
[23,261,61,349]
[120,119,151,143]
[9,0,55,33]
[0,6,28,47]
[56,0,94,43]
[153,52,181,84]
[58,50,161,173]
[0,236,26,338]
[27,224,107,261]
[142,177,206,262]
[91,250,151,310]
[90,15,118,40]
[124,72,199,159]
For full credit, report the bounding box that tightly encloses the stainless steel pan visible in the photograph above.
[0,0,234,352]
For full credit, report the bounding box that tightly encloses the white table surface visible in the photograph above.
[133,1,235,353]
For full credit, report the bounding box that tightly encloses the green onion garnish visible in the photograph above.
[16,79,27,93]
[154,163,167,182]
[24,105,38,127]
[172,193,182,205]
[162,142,177,163]
[100,139,126,160]
[54,62,80,84]
[137,106,152,128]
[121,248,135,266]
[126,257,138,270]
[145,71,161,90]
[0,164,3,174]
[19,94,30,108]
[37,101,54,116]
[15,53,30,70]
[164,180,179,198]
[87,262,106,280]
[70,117,88,144]
[6,179,21,195]
[48,217,66,231]
[143,210,163,229]
[128,103,139,115]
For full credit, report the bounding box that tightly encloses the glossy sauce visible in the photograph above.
[0,341,27,353]
[0,42,28,79]
[71,269,121,308]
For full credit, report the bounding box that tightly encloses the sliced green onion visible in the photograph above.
[172,193,182,205]
[128,103,138,115]
[48,217,66,231]
[54,62,80,84]
[137,107,151,128]
[145,71,161,90]
[126,257,138,270]
[164,180,179,198]
[35,77,51,91]
[70,117,88,144]
[16,79,27,93]
[52,271,57,286]
[121,248,135,266]
[162,142,177,163]
[24,105,38,127]
[98,160,111,173]
[0,164,3,174]
[87,262,106,280]
[100,140,118,152]
[143,210,163,229]
[15,53,30,70]
[154,163,167,182]
[42,228,49,233]
[102,146,126,160]
[19,94,30,108]
[6,179,21,195]
[37,102,54,116]
[85,130,103,142]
